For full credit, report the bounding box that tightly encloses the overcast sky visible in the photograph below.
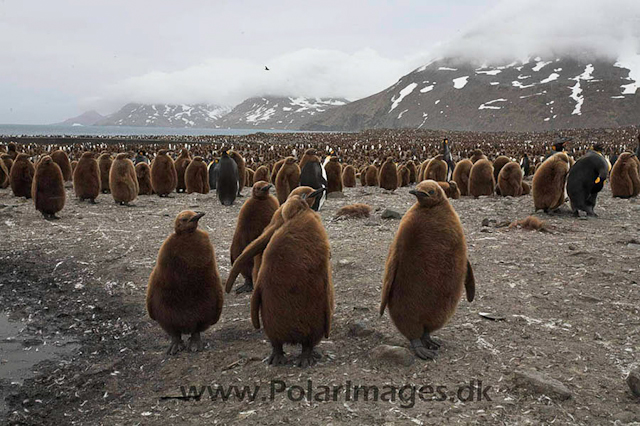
[1,0,638,124]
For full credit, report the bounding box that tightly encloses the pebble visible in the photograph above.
[381,209,402,219]
[513,369,572,400]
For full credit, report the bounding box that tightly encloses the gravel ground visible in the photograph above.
[0,179,638,425]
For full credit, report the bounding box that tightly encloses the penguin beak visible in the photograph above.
[409,190,429,198]
[309,187,326,199]
[261,184,272,192]
[190,212,206,222]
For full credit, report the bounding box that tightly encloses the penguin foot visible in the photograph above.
[166,336,186,355]
[421,333,441,350]
[235,281,254,294]
[296,346,317,368]
[187,332,204,352]
[312,349,322,360]
[267,348,287,366]
[90,199,97,204]
[411,339,437,360]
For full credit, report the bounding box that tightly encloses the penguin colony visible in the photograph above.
[3,136,638,366]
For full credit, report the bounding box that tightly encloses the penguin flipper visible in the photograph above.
[250,283,262,329]
[465,259,475,302]
[380,250,398,316]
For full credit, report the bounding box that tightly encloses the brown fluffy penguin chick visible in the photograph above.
[497,162,523,197]
[406,160,418,183]
[452,159,473,196]
[185,157,210,194]
[379,157,398,190]
[275,157,300,204]
[50,150,72,182]
[10,154,35,198]
[250,195,334,367]
[73,152,100,202]
[299,148,318,171]
[365,165,379,186]
[437,181,460,199]
[380,180,475,360]
[229,151,246,196]
[509,216,549,232]
[230,181,279,293]
[135,162,153,195]
[521,180,531,195]
[397,165,410,187]
[1,154,13,175]
[0,157,9,189]
[325,157,343,193]
[342,165,356,187]
[334,203,372,219]
[146,211,223,354]
[493,156,511,183]
[174,148,191,193]
[610,153,640,198]
[254,165,270,183]
[32,155,65,219]
[418,159,430,181]
[532,152,570,212]
[7,142,18,160]
[109,153,138,205]
[470,150,487,164]
[469,159,495,198]
[151,149,177,196]
[271,159,285,184]
[98,153,112,193]
[225,186,325,294]
[425,159,447,182]
[246,168,254,187]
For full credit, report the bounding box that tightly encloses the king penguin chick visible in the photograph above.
[146,211,223,354]
[380,180,475,360]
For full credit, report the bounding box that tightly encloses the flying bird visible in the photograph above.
[265,66,270,71]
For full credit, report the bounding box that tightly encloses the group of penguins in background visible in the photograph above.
[1,137,639,365]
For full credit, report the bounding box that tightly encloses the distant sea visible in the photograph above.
[0,124,322,137]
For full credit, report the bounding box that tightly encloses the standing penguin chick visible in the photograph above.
[566,151,609,216]
[7,142,18,160]
[497,162,523,197]
[468,159,495,198]
[246,168,254,187]
[610,153,640,198]
[230,181,279,293]
[98,153,112,193]
[135,162,153,195]
[146,211,223,354]
[532,152,570,213]
[50,150,72,182]
[493,156,511,183]
[271,159,285,184]
[365,165,379,186]
[406,161,418,183]
[380,181,475,360]
[250,195,334,367]
[437,181,460,199]
[32,155,65,219]
[275,157,301,204]
[229,151,246,196]
[73,152,100,202]
[397,165,410,187]
[10,154,35,198]
[425,159,447,182]
[151,150,177,197]
[254,165,270,183]
[174,148,191,193]
[325,157,343,193]
[0,157,9,189]
[109,153,138,205]
[379,157,398,190]
[185,157,210,194]
[470,150,487,164]
[342,165,356,187]
[452,159,473,196]
[1,154,13,176]
[217,151,239,206]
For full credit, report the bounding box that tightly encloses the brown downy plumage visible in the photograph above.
[229,151,246,196]
[610,153,640,198]
[437,181,460,199]
[98,153,112,193]
[32,155,66,218]
[497,161,523,197]
[254,165,270,183]
[424,159,447,182]
[380,180,474,360]
[229,181,279,293]
[325,157,343,193]
[135,162,153,195]
[50,150,72,182]
[151,149,177,196]
[492,156,511,183]
[271,159,285,184]
[365,165,378,186]
[73,152,100,202]
[0,156,9,189]
[532,152,570,212]
[334,203,372,219]
[109,153,139,205]
[174,148,192,193]
[275,157,300,204]
[378,157,398,190]
[469,159,495,197]
[10,154,35,198]
[185,157,210,194]
[342,165,356,187]
[470,150,488,163]
[246,168,254,187]
[406,160,418,183]
[146,211,223,354]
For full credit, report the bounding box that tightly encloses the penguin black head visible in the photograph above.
[174,210,205,234]
[409,180,445,207]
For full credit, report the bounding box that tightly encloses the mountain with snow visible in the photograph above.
[95,103,232,128]
[301,56,640,132]
[217,96,349,130]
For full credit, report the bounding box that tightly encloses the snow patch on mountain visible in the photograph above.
[389,83,418,112]
[453,76,469,89]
